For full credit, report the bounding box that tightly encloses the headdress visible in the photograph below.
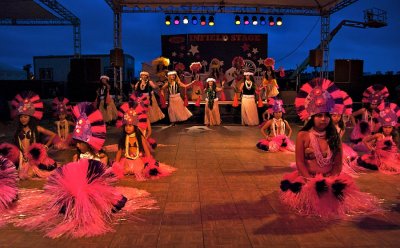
[210,58,221,69]
[264,58,275,70]
[267,98,285,114]
[11,91,44,120]
[189,62,202,73]
[377,102,399,127]
[362,84,389,105]
[129,92,150,111]
[72,102,106,152]
[243,71,254,76]
[140,71,149,77]
[116,102,148,130]
[100,75,110,81]
[52,96,70,115]
[330,90,352,115]
[152,57,170,73]
[174,62,185,72]
[295,78,343,121]
[167,71,177,76]
[206,78,216,83]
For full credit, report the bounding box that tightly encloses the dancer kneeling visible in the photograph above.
[256,98,294,152]
[14,102,157,238]
[280,78,380,219]
[113,101,176,181]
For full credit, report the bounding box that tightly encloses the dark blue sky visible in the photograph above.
[1,0,399,74]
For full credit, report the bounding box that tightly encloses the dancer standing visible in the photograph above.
[239,72,259,125]
[261,58,279,99]
[204,78,224,126]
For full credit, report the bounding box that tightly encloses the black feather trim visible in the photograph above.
[331,180,347,200]
[315,179,328,197]
[280,180,291,192]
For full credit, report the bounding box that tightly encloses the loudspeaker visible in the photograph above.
[309,49,323,67]
[110,48,124,67]
[334,59,363,83]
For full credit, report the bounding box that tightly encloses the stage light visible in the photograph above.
[183,16,189,24]
[260,16,266,25]
[209,16,215,26]
[269,16,275,26]
[252,16,258,25]
[244,16,249,25]
[235,15,241,25]
[165,15,171,25]
[174,16,180,25]
[192,16,198,25]
[276,17,283,26]
[200,15,206,26]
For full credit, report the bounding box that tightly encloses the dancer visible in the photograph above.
[350,84,389,152]
[209,58,227,101]
[190,62,204,107]
[330,91,359,177]
[256,98,294,152]
[11,91,57,179]
[134,71,165,123]
[261,58,279,99]
[113,100,176,180]
[238,72,259,125]
[204,78,223,126]
[71,102,109,166]
[52,100,75,150]
[160,71,193,125]
[95,75,118,125]
[281,78,380,219]
[356,102,400,174]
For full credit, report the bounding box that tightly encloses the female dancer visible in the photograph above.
[261,58,279,99]
[95,75,118,125]
[134,71,165,123]
[356,102,400,174]
[256,98,294,152]
[350,84,389,152]
[281,78,380,219]
[204,77,224,126]
[52,100,75,150]
[238,72,259,125]
[160,71,193,125]
[11,91,57,179]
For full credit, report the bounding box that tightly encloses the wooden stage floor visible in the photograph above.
[1,124,399,247]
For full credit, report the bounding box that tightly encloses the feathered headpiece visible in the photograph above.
[152,57,170,72]
[129,92,150,112]
[377,102,399,127]
[206,78,216,83]
[189,62,202,73]
[362,84,389,105]
[264,57,275,70]
[52,96,70,115]
[210,58,221,69]
[295,78,343,121]
[330,90,353,115]
[72,102,106,152]
[167,71,177,76]
[267,98,285,114]
[116,102,148,130]
[11,91,43,120]
[232,56,245,69]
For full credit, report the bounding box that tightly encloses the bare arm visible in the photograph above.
[145,119,152,138]
[115,149,123,162]
[160,82,168,95]
[295,131,313,178]
[141,135,152,157]
[330,145,343,176]
[362,133,380,151]
[37,125,56,147]
[284,120,292,138]
[149,80,159,89]
[351,108,365,126]
[260,120,272,139]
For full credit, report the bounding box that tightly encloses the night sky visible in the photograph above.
[0,0,399,74]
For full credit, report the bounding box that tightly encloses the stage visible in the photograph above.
[0,124,399,247]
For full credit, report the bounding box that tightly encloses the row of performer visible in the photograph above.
[0,74,399,238]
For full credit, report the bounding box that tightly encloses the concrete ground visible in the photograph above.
[0,123,400,247]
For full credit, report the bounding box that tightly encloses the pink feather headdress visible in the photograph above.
[11,91,44,120]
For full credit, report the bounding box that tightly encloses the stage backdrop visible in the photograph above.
[161,33,268,81]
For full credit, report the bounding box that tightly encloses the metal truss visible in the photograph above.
[0,0,81,57]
